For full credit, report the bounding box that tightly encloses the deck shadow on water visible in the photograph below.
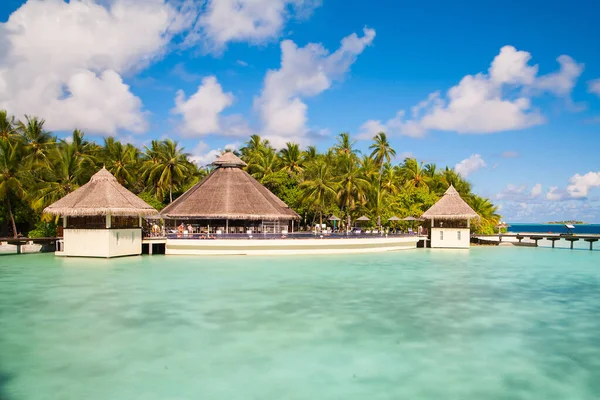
[0,372,13,400]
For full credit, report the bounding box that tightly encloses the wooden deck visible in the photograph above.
[472,234,599,250]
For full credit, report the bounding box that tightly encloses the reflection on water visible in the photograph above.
[1,248,600,400]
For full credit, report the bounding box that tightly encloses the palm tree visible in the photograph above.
[334,132,359,160]
[337,158,369,220]
[280,142,304,175]
[30,143,85,212]
[439,167,472,195]
[142,139,190,203]
[303,145,318,163]
[369,132,396,167]
[0,140,27,237]
[380,163,399,195]
[301,160,338,227]
[0,110,18,143]
[101,137,139,187]
[401,158,430,190]
[251,147,279,183]
[468,195,501,233]
[18,115,54,168]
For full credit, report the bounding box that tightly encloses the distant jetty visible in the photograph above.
[546,220,588,225]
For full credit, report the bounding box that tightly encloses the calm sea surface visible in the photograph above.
[507,223,600,235]
[1,249,600,400]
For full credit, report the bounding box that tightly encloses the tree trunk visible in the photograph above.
[6,196,17,238]
[169,186,173,203]
[319,209,323,228]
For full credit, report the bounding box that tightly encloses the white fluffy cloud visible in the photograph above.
[455,154,486,177]
[173,76,234,136]
[190,0,320,51]
[566,172,600,199]
[588,79,600,96]
[0,0,192,134]
[361,45,583,138]
[190,140,240,166]
[531,183,543,198]
[256,27,375,146]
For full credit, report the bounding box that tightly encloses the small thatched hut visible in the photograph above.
[160,152,300,234]
[421,185,479,248]
[44,167,158,258]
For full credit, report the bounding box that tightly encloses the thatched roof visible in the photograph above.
[421,185,480,220]
[212,152,247,167]
[160,155,300,221]
[43,167,158,217]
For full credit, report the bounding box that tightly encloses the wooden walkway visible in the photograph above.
[0,237,60,254]
[473,234,599,250]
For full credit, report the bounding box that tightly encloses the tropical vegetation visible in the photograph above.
[0,111,501,238]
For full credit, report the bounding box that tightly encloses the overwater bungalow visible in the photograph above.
[44,167,158,258]
[160,152,300,235]
[421,185,479,249]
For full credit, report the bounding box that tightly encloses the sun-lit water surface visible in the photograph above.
[1,248,600,400]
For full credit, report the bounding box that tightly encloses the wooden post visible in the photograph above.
[226,219,229,234]
[63,216,67,228]
[571,240,574,250]
[149,243,153,255]
[16,243,21,254]
[106,213,111,229]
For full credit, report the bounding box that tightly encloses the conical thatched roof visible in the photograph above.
[421,185,480,220]
[43,167,158,217]
[212,152,247,167]
[160,154,300,221]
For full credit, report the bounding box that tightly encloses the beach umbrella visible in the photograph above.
[402,216,419,231]
[328,215,340,230]
[356,216,370,221]
[388,216,401,221]
[496,221,510,234]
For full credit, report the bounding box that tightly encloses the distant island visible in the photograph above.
[547,221,587,225]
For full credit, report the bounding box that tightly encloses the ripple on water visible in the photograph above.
[1,248,600,400]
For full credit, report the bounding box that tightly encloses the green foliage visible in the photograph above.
[138,192,166,211]
[0,109,502,237]
[28,220,57,238]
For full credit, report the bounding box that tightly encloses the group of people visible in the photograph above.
[176,223,216,239]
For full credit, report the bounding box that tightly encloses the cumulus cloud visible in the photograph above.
[495,184,527,200]
[256,27,375,145]
[455,154,486,177]
[588,79,600,96]
[189,0,321,52]
[566,172,600,199]
[531,55,584,96]
[360,45,584,138]
[172,76,234,136]
[190,140,240,166]
[0,0,194,135]
[531,183,542,198]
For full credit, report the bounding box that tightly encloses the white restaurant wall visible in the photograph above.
[430,228,470,248]
[63,229,142,257]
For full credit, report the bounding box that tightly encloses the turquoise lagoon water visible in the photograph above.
[1,248,600,400]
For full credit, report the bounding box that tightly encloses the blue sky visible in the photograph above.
[0,0,599,222]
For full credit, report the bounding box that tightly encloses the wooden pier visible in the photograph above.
[0,237,60,254]
[473,234,599,250]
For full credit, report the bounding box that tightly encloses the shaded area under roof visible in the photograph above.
[421,185,480,220]
[43,167,158,217]
[160,161,300,221]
